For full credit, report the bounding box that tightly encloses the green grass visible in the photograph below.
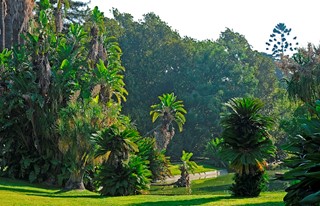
[0,170,287,205]
[169,162,218,175]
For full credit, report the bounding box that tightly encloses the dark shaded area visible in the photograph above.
[133,196,231,206]
[238,202,284,206]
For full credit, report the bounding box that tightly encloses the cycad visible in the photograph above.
[220,97,275,197]
[150,93,187,150]
[92,125,139,167]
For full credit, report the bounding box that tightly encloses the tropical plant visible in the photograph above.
[280,44,320,104]
[93,126,152,196]
[131,135,172,182]
[281,101,320,206]
[57,93,109,190]
[220,97,275,197]
[92,125,139,167]
[150,93,187,150]
[265,23,298,58]
[204,138,227,168]
[0,1,128,187]
[94,155,151,196]
[175,150,198,189]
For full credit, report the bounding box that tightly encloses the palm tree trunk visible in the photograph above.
[0,0,6,51]
[154,124,175,150]
[4,0,12,49]
[65,169,85,190]
[1,0,34,50]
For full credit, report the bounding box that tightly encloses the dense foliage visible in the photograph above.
[282,101,320,205]
[0,1,157,193]
[280,45,320,205]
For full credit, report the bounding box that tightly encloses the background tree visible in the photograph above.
[220,97,275,197]
[265,23,298,58]
[105,11,282,158]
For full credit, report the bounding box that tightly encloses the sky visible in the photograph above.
[88,0,320,53]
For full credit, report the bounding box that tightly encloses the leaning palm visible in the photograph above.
[220,97,275,197]
[150,93,187,150]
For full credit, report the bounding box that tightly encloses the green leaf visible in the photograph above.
[40,0,50,10]
[39,10,48,27]
[60,59,70,70]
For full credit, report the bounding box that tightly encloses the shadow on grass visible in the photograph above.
[0,185,53,194]
[25,189,102,199]
[134,196,231,206]
[30,193,103,199]
[237,202,284,206]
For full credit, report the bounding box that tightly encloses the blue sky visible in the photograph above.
[89,0,320,52]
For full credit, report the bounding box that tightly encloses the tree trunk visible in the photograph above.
[154,124,175,150]
[4,0,12,49]
[175,167,190,188]
[65,170,85,190]
[0,0,34,50]
[0,0,6,51]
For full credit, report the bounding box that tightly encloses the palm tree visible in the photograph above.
[92,125,139,167]
[175,150,198,189]
[220,97,275,197]
[92,126,153,196]
[150,93,187,150]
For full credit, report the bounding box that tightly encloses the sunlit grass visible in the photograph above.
[169,162,218,175]
[0,169,288,206]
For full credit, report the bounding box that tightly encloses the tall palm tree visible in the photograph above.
[220,97,275,197]
[150,93,187,150]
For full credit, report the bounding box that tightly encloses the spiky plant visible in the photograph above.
[282,101,320,205]
[220,97,275,197]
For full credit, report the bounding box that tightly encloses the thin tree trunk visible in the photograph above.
[0,0,6,51]
[4,0,12,49]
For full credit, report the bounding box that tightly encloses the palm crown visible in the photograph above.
[150,93,187,132]
[220,97,275,175]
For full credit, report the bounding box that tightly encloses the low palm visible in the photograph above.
[220,97,275,197]
[150,93,187,150]
[92,125,139,167]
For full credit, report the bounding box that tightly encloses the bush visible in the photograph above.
[95,155,151,196]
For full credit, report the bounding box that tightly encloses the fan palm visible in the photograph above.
[150,93,187,150]
[220,97,275,197]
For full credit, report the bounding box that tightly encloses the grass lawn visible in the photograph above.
[169,162,218,175]
[0,170,287,206]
